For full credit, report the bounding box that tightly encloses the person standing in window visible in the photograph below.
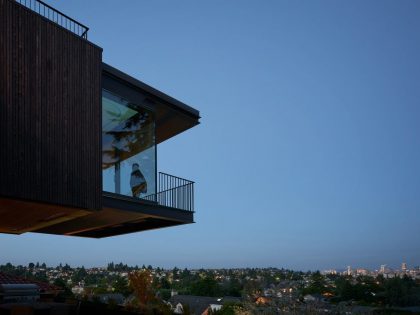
[130,163,147,197]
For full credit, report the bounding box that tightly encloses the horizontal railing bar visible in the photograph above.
[155,183,193,195]
[158,172,194,184]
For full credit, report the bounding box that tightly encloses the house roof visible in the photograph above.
[169,295,241,315]
[0,272,62,294]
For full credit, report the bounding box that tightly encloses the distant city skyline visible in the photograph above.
[1,256,418,273]
[1,0,420,270]
[1,260,419,273]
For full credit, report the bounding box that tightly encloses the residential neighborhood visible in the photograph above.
[1,263,420,314]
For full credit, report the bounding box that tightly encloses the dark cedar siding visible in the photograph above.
[0,0,102,210]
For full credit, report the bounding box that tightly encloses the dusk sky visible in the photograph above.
[1,0,419,271]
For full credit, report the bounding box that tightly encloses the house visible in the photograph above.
[169,295,241,315]
[0,284,40,304]
[0,0,200,237]
[95,293,125,305]
[0,274,74,315]
[0,272,62,302]
[303,293,326,303]
[255,296,270,305]
[173,302,184,314]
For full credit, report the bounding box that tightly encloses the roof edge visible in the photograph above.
[102,62,200,119]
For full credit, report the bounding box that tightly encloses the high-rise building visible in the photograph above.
[322,269,337,275]
[380,265,386,273]
[402,262,407,272]
[347,266,351,276]
[356,269,368,276]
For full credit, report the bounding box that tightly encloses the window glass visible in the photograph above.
[102,90,156,199]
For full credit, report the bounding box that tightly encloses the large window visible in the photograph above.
[102,90,156,199]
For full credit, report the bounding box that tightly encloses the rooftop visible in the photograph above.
[0,272,62,294]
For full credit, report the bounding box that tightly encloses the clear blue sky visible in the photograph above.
[1,0,420,271]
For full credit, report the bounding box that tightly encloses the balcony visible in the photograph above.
[35,172,195,238]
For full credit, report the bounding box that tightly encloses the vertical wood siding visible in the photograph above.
[0,0,102,210]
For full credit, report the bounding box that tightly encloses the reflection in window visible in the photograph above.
[102,90,156,199]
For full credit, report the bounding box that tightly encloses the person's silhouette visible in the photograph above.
[130,163,147,197]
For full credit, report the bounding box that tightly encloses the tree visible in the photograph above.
[113,276,131,297]
[181,268,191,278]
[335,277,355,300]
[214,302,243,315]
[243,279,262,299]
[172,267,180,280]
[302,271,327,295]
[384,276,415,306]
[33,270,48,282]
[190,277,222,297]
[226,278,243,297]
[72,266,87,284]
[62,263,71,272]
[159,277,171,290]
[128,270,156,307]
[54,278,74,300]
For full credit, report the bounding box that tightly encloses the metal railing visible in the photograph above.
[15,0,89,39]
[143,172,195,212]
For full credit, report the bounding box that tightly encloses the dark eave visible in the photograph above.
[0,196,89,235]
[102,63,200,120]
[102,62,200,144]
